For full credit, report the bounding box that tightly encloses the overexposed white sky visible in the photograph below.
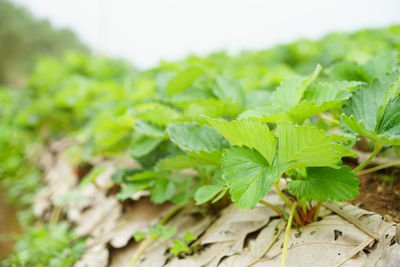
[13,0,400,69]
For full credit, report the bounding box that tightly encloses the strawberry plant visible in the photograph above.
[3,26,400,266]
[340,53,400,173]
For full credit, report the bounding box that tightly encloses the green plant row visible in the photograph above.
[2,26,400,266]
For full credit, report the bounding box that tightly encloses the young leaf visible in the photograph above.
[211,188,228,203]
[288,166,360,201]
[133,103,181,126]
[273,64,322,110]
[208,118,276,165]
[167,122,229,161]
[160,227,177,240]
[277,122,341,168]
[212,75,244,104]
[133,232,146,242]
[80,166,106,188]
[116,180,152,200]
[329,62,369,82]
[166,67,203,96]
[134,119,166,138]
[237,65,323,122]
[150,178,176,204]
[183,232,197,242]
[221,146,289,210]
[131,132,163,158]
[237,106,292,122]
[195,168,226,204]
[194,185,225,205]
[363,51,398,81]
[170,239,189,255]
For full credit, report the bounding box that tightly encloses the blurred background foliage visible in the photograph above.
[0,0,88,87]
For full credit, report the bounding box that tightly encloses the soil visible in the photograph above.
[0,190,22,262]
[351,171,400,223]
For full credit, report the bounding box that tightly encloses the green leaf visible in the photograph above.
[377,74,400,125]
[273,64,322,110]
[288,100,334,123]
[133,103,181,126]
[166,67,203,96]
[343,80,386,130]
[375,98,400,145]
[116,180,152,200]
[244,90,272,108]
[329,62,369,82]
[334,143,358,158]
[208,118,276,165]
[364,51,398,81]
[130,132,163,158]
[211,188,228,203]
[182,98,243,123]
[111,168,141,184]
[277,122,341,168]
[340,114,378,142]
[183,232,197,242]
[194,184,225,205]
[237,65,322,122]
[212,75,244,104]
[221,146,289,210]
[126,171,161,182]
[303,81,359,105]
[167,122,229,161]
[170,239,189,255]
[80,166,106,188]
[133,232,146,242]
[288,166,360,201]
[134,119,166,138]
[156,155,217,171]
[237,106,292,122]
[160,227,177,240]
[341,73,400,145]
[150,178,176,204]
[148,225,165,239]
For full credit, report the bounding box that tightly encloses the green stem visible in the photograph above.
[128,204,184,267]
[198,172,210,185]
[353,142,384,173]
[293,209,303,226]
[319,113,340,125]
[274,181,292,208]
[312,200,323,222]
[159,204,184,224]
[281,202,297,267]
[357,160,400,175]
[260,199,286,219]
[128,237,152,267]
[49,205,61,227]
[299,199,307,215]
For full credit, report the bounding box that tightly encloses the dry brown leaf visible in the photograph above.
[324,201,385,240]
[34,153,77,219]
[109,199,172,248]
[365,224,398,267]
[74,243,109,267]
[75,197,122,237]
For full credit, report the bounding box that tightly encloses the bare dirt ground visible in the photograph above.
[0,190,22,262]
[351,171,400,223]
